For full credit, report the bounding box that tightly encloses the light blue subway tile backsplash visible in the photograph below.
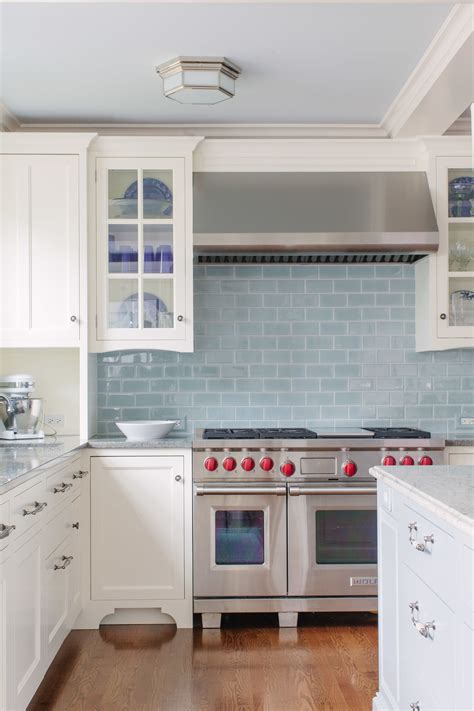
[96,264,473,435]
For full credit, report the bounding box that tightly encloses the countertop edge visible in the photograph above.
[370,465,474,537]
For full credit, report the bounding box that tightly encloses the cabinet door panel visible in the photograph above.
[0,155,79,346]
[91,456,184,600]
[44,527,73,662]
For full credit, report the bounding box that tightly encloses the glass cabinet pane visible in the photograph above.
[108,280,139,329]
[108,225,138,273]
[143,170,173,218]
[448,169,474,217]
[143,279,174,329]
[449,277,474,327]
[143,225,173,274]
[108,170,138,219]
[448,224,474,272]
[215,511,265,565]
[315,510,377,564]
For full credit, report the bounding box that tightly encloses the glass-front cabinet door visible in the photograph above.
[437,157,474,338]
[96,157,188,345]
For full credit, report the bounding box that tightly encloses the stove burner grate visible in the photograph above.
[202,428,318,440]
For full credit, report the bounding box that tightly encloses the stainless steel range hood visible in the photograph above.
[193,172,438,253]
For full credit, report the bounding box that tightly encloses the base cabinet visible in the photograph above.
[374,480,473,711]
[91,456,184,601]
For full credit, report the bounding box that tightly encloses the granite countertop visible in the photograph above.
[0,434,193,494]
[0,436,86,494]
[87,435,193,449]
[370,464,474,536]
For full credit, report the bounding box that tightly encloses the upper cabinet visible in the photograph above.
[416,144,474,351]
[1,154,80,347]
[89,138,202,353]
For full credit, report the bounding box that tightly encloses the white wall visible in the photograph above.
[0,348,80,435]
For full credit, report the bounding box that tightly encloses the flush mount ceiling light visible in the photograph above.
[156,56,241,105]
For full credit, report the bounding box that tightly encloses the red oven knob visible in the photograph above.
[280,461,296,478]
[241,457,255,472]
[222,457,237,472]
[418,455,433,466]
[260,456,274,471]
[342,460,357,477]
[204,457,218,472]
[382,455,397,466]
[400,455,414,466]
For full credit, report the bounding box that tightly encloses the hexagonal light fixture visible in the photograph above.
[156,56,241,105]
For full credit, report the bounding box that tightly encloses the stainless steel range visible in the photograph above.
[192,427,445,628]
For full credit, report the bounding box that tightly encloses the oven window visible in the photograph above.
[315,510,377,565]
[215,510,265,565]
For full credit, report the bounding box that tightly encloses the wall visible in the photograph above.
[96,263,473,436]
[0,348,80,435]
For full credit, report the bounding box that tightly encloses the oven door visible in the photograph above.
[193,483,287,598]
[288,484,377,597]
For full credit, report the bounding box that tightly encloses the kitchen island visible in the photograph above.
[370,464,473,711]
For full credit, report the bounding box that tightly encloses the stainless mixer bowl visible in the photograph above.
[0,397,43,434]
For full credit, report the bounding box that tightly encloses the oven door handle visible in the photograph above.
[289,486,376,496]
[194,485,287,496]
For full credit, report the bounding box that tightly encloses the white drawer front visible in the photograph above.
[45,457,82,512]
[400,502,455,607]
[11,478,48,540]
[0,499,14,551]
[399,563,455,711]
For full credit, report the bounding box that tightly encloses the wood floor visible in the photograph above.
[28,612,378,711]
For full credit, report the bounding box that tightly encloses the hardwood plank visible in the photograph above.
[28,613,378,711]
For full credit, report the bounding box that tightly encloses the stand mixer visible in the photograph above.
[0,374,45,440]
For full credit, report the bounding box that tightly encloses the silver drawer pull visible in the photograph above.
[289,486,375,496]
[54,482,73,494]
[54,555,73,570]
[410,703,420,711]
[409,602,436,638]
[73,470,88,479]
[0,524,16,539]
[72,521,80,530]
[23,501,47,516]
[408,522,435,552]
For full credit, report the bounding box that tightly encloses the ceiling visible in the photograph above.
[0,2,453,125]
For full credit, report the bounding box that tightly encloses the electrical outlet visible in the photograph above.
[460,417,474,427]
[45,414,65,428]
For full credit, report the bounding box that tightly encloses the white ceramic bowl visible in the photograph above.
[115,420,177,441]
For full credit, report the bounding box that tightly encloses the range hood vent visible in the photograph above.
[193,171,438,254]
[196,253,425,265]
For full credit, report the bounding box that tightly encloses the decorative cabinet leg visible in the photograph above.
[201,613,222,629]
[278,612,298,628]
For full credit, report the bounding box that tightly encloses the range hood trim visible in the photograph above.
[193,231,439,253]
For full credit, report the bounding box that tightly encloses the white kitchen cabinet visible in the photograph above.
[416,151,474,351]
[446,447,474,465]
[374,479,474,711]
[0,560,7,711]
[69,496,82,623]
[0,154,80,347]
[89,138,202,353]
[91,455,184,601]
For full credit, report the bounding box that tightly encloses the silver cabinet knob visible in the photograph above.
[0,524,16,539]
[410,703,420,711]
[70,315,77,322]
[175,475,182,482]
[439,313,446,320]
[72,522,80,530]
[177,315,184,322]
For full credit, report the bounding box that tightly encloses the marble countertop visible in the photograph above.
[370,464,474,536]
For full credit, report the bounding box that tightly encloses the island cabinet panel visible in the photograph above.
[91,456,185,601]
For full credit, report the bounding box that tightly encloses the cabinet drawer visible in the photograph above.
[45,457,82,511]
[0,499,14,551]
[400,501,455,607]
[11,477,48,540]
[399,563,455,711]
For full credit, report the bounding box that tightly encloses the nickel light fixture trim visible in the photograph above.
[156,56,241,105]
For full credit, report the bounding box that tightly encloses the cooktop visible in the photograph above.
[201,427,431,440]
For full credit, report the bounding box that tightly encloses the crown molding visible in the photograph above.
[444,116,472,135]
[1,131,98,153]
[0,102,21,132]
[16,122,388,139]
[381,4,474,138]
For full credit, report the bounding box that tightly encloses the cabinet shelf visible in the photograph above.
[448,271,474,278]
[448,217,474,224]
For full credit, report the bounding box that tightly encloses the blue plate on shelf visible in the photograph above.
[124,178,173,217]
